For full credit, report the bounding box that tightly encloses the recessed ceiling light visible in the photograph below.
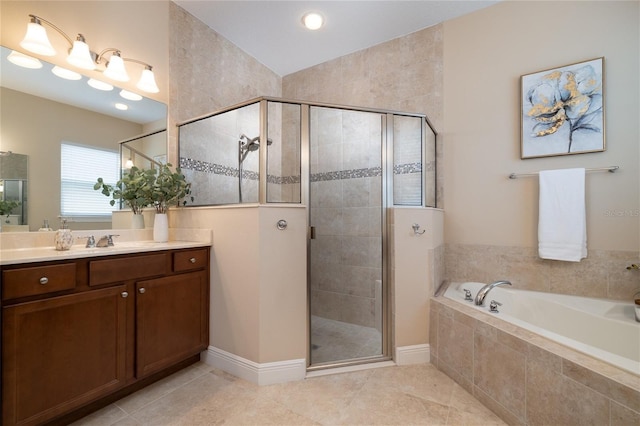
[51,66,81,80]
[119,89,142,101]
[302,12,324,30]
[115,103,128,111]
[87,78,113,91]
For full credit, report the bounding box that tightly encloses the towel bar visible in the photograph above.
[509,166,619,179]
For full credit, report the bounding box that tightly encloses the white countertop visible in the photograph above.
[0,228,212,266]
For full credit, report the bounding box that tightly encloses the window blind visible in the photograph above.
[60,142,119,219]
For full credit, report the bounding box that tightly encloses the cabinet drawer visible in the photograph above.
[90,253,169,286]
[173,248,208,272]
[2,263,76,300]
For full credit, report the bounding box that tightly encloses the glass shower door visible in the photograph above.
[308,106,385,367]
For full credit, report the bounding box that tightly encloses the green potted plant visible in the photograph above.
[147,163,192,242]
[148,163,192,214]
[0,200,20,218]
[94,166,155,229]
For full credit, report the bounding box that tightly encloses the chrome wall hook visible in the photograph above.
[412,223,426,236]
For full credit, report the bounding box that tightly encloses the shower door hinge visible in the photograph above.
[309,226,316,239]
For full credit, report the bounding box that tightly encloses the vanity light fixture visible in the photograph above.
[51,65,82,80]
[119,89,142,101]
[115,103,129,111]
[302,12,324,30]
[87,78,113,91]
[18,14,160,93]
[7,50,42,69]
[101,50,129,82]
[19,15,56,56]
[136,65,160,93]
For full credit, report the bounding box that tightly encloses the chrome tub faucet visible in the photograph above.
[474,280,512,306]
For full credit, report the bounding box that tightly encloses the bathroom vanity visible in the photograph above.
[0,238,211,426]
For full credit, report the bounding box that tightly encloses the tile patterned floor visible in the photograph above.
[311,316,382,365]
[72,362,507,425]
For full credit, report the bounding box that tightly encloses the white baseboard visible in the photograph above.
[395,344,430,365]
[203,346,306,385]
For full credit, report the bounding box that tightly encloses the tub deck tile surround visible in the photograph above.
[431,296,640,426]
[444,244,640,301]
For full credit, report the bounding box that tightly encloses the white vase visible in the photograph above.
[153,213,168,242]
[131,213,145,229]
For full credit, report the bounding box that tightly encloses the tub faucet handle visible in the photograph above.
[462,288,473,302]
[489,300,502,313]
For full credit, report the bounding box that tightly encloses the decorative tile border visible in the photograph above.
[180,157,423,184]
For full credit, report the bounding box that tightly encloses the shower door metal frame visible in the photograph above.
[305,104,393,371]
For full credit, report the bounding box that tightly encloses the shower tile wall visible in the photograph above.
[179,103,261,205]
[310,107,383,328]
[267,102,300,203]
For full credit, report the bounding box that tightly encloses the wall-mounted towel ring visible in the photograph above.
[412,223,426,236]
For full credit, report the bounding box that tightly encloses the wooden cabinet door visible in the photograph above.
[2,286,128,426]
[136,271,209,378]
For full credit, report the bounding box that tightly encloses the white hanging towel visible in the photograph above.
[538,168,587,262]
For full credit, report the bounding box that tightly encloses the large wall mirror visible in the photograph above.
[0,46,167,231]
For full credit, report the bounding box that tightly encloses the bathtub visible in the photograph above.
[443,282,640,375]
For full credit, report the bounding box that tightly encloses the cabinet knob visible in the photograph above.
[39,277,48,285]
[189,257,196,264]
[121,291,129,298]
[139,288,146,294]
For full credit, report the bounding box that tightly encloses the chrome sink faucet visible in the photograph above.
[96,234,119,247]
[474,280,512,306]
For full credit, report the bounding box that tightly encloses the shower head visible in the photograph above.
[239,134,273,161]
[245,140,260,152]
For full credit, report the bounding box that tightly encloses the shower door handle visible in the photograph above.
[309,226,316,239]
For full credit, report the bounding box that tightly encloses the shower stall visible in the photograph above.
[177,97,437,369]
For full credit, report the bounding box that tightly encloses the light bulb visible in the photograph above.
[302,12,324,30]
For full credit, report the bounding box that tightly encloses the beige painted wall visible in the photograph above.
[169,205,307,363]
[0,1,170,104]
[442,1,639,252]
[391,207,443,348]
[0,87,142,231]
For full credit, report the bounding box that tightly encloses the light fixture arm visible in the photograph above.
[122,57,153,70]
[95,47,121,65]
[29,14,75,47]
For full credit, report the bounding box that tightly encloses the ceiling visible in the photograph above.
[174,0,500,76]
[2,1,499,123]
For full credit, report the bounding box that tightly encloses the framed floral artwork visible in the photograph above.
[520,57,605,159]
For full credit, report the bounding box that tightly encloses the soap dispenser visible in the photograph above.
[38,219,53,232]
[54,219,73,251]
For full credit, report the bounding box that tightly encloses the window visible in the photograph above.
[61,142,119,220]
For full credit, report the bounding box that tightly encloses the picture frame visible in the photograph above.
[520,57,605,159]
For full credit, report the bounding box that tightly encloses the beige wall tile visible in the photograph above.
[526,358,610,425]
